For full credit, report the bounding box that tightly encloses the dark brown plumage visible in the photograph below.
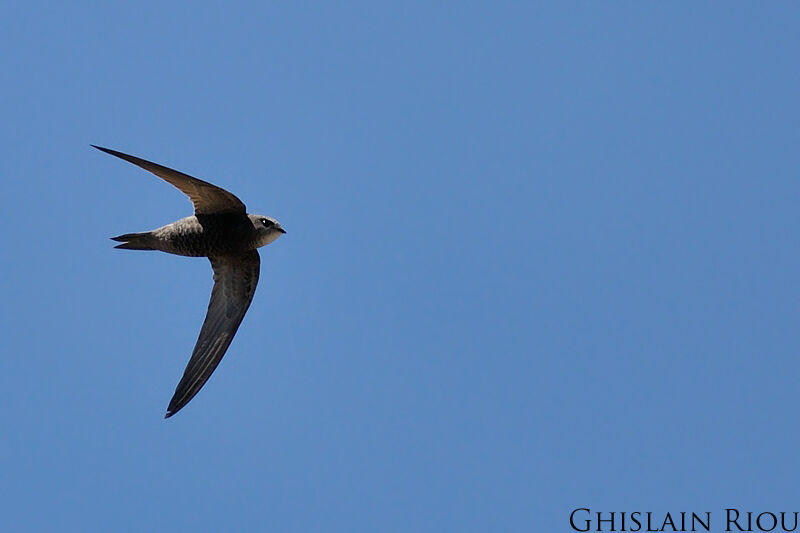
[94,145,286,418]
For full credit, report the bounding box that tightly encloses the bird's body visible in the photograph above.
[114,213,281,256]
[93,145,285,418]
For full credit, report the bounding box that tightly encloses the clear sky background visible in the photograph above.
[1,3,798,532]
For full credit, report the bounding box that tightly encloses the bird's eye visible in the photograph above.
[261,218,274,227]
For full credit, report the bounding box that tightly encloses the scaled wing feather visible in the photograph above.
[165,250,261,417]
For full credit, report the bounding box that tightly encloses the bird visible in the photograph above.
[93,145,286,418]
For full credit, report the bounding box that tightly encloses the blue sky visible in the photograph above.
[1,2,798,532]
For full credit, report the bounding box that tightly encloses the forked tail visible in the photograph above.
[111,231,156,250]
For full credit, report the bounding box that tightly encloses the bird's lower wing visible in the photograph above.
[165,250,261,417]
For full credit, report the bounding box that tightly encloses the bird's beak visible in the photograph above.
[277,227,286,234]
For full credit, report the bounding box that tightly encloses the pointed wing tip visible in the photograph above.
[92,145,122,158]
[164,402,182,418]
[92,145,120,157]
[165,396,188,418]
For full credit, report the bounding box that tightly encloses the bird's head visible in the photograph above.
[250,214,286,248]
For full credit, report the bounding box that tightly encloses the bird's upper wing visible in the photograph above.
[165,250,261,417]
[92,145,246,215]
